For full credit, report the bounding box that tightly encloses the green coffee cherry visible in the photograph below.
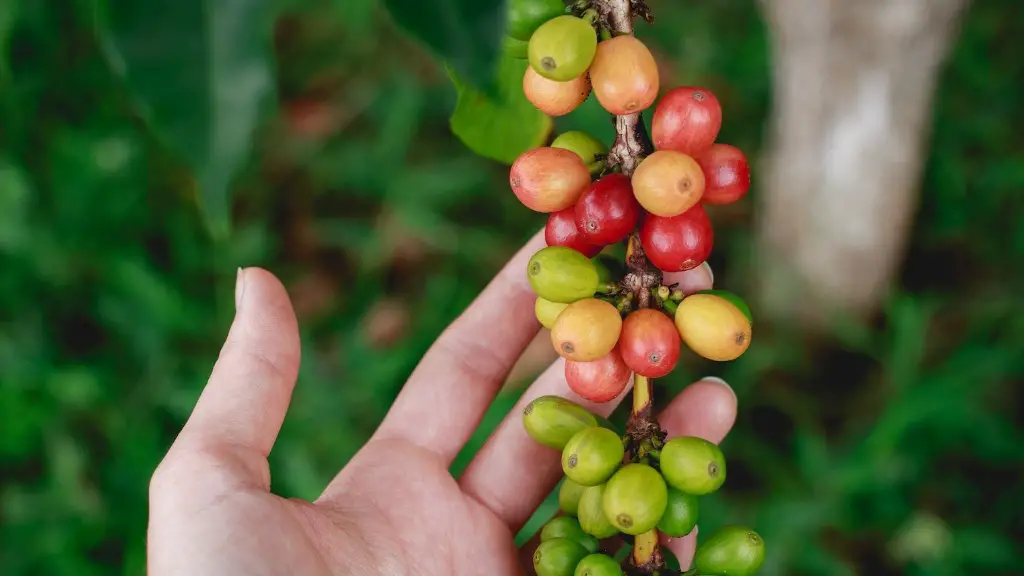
[657,487,699,538]
[692,289,753,323]
[503,35,529,59]
[534,537,590,576]
[574,553,624,576]
[577,484,618,538]
[540,516,599,553]
[601,463,668,535]
[693,525,766,576]
[562,427,624,486]
[536,297,570,330]
[506,0,566,41]
[558,478,587,516]
[528,246,600,303]
[523,395,599,450]
[528,15,598,82]
[660,436,727,495]
[552,131,608,175]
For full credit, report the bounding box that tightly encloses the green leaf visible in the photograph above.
[381,0,507,93]
[448,54,552,165]
[98,0,280,239]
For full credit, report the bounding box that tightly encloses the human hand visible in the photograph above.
[146,231,737,576]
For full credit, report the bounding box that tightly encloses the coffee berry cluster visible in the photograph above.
[502,1,766,575]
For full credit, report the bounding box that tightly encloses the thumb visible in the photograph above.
[175,267,302,487]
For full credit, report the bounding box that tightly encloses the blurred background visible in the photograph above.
[1,0,1022,574]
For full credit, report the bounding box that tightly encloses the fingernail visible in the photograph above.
[701,376,735,401]
[235,267,247,309]
[701,261,714,285]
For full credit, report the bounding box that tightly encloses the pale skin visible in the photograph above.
[147,230,737,575]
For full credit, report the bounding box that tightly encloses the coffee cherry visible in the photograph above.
[551,299,622,362]
[696,143,750,205]
[618,309,680,378]
[522,395,600,450]
[506,0,567,41]
[565,345,631,403]
[574,553,624,576]
[660,436,726,495]
[639,204,713,272]
[528,246,600,304]
[535,297,569,330]
[693,526,766,576]
[546,208,603,258]
[657,487,699,538]
[528,15,598,82]
[574,173,639,245]
[541,517,600,553]
[562,426,624,486]
[559,477,588,516]
[631,150,705,217]
[601,463,668,535]
[551,131,608,175]
[534,537,590,576]
[651,87,723,156]
[674,293,751,361]
[524,66,591,116]
[588,35,659,115]
[577,484,618,538]
[511,147,591,213]
[503,35,530,59]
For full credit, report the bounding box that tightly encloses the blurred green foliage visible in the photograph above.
[1,0,1022,575]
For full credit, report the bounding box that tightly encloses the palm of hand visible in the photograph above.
[148,234,735,576]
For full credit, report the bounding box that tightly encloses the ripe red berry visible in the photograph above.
[546,208,603,257]
[619,309,680,378]
[574,173,640,245]
[565,345,632,403]
[696,143,750,205]
[510,147,591,213]
[651,87,722,156]
[640,204,713,272]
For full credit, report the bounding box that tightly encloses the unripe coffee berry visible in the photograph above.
[527,246,600,304]
[659,436,727,495]
[558,477,588,516]
[524,66,591,116]
[657,487,699,538]
[693,525,766,576]
[522,395,600,450]
[506,0,567,42]
[534,537,590,576]
[577,484,619,538]
[631,150,705,217]
[551,130,608,175]
[511,147,591,213]
[574,553,624,576]
[588,35,659,115]
[528,15,598,82]
[561,426,624,486]
[540,517,599,553]
[601,463,668,535]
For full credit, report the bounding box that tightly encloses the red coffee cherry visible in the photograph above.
[639,204,714,272]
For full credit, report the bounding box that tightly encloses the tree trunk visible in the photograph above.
[754,0,968,326]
